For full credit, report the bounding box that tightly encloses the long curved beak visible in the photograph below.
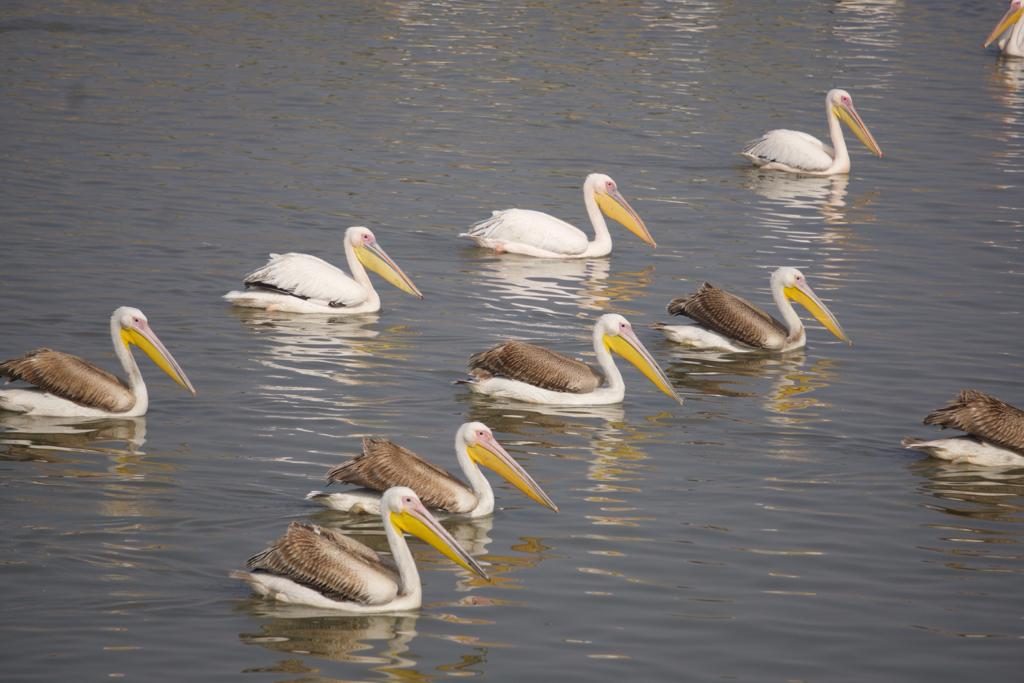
[594,189,656,248]
[785,282,850,344]
[985,5,1023,47]
[604,328,682,404]
[356,242,424,299]
[391,500,489,580]
[468,435,558,512]
[121,324,196,394]
[833,102,883,158]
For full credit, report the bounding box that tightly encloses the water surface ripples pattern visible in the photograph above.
[1,1,1022,680]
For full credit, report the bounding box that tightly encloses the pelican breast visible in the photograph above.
[469,340,603,393]
[668,283,788,350]
[0,348,135,413]
[327,437,477,513]
[244,253,366,307]
[246,522,400,605]
[924,390,1024,456]
[742,129,835,173]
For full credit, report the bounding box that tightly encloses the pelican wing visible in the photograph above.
[327,437,473,512]
[243,253,367,307]
[469,340,603,393]
[667,283,788,350]
[0,348,135,412]
[742,129,835,173]
[465,209,590,255]
[247,522,399,605]
[924,390,1024,455]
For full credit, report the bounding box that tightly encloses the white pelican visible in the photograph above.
[307,422,558,518]
[224,226,422,314]
[460,173,655,258]
[460,313,682,406]
[742,89,883,176]
[0,307,195,417]
[654,267,850,353]
[903,390,1024,467]
[233,487,488,612]
[985,0,1024,57]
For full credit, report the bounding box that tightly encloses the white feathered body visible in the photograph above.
[224,253,380,314]
[462,210,595,258]
[742,129,839,175]
[902,437,1024,467]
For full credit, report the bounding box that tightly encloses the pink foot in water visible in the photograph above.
[493,242,507,254]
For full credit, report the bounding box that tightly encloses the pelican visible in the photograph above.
[307,422,558,517]
[460,313,681,406]
[224,226,422,314]
[0,307,195,417]
[985,0,1024,57]
[654,267,850,353]
[233,487,489,612]
[460,173,655,258]
[742,89,883,176]
[902,390,1024,467]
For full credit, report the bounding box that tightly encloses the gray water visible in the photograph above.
[2,1,1022,680]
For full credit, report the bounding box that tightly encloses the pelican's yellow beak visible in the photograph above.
[604,328,682,403]
[985,4,1024,47]
[833,103,883,158]
[391,503,489,580]
[121,325,197,394]
[356,241,424,299]
[594,189,656,248]
[468,437,558,512]
[784,283,850,344]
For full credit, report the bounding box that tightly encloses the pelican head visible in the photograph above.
[827,89,883,158]
[348,226,423,299]
[115,307,196,394]
[587,174,656,248]
[598,314,682,403]
[383,486,489,580]
[772,268,850,344]
[985,0,1023,47]
[457,422,558,512]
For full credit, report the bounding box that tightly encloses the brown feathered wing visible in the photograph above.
[468,341,602,393]
[327,438,474,512]
[0,348,135,412]
[667,283,787,350]
[247,522,399,605]
[924,390,1024,456]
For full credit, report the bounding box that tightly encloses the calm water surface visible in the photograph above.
[2,1,1023,681]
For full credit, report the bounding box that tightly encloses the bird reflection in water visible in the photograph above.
[744,172,851,225]
[665,351,838,423]
[238,612,427,676]
[230,308,420,431]
[464,254,655,322]
[0,415,148,461]
[908,460,1024,575]
[0,415,182,519]
[989,58,1024,172]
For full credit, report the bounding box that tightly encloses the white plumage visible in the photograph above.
[742,89,883,176]
[461,173,654,258]
[225,226,422,314]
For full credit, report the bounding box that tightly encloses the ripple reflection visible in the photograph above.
[910,460,1024,576]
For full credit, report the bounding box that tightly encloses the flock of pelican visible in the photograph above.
[3,8,1023,614]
